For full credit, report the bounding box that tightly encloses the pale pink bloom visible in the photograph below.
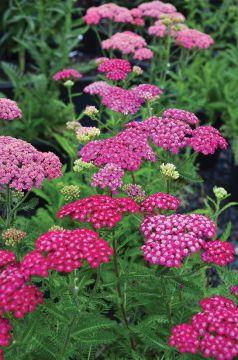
[174,28,214,49]
[0,98,22,121]
[132,84,163,101]
[84,4,133,25]
[92,164,124,193]
[133,48,154,60]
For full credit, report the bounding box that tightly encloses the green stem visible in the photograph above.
[5,187,12,228]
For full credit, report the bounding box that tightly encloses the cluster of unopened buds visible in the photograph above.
[122,184,146,203]
[170,295,238,360]
[83,106,99,119]
[60,185,81,201]
[76,126,100,143]
[73,159,96,173]
[2,228,26,247]
[160,163,179,179]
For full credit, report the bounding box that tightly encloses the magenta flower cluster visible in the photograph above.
[98,58,132,81]
[140,192,181,214]
[170,295,238,360]
[53,68,82,81]
[0,98,22,121]
[91,163,124,194]
[0,136,62,191]
[57,195,140,229]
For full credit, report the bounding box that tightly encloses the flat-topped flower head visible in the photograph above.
[201,240,235,266]
[170,295,238,360]
[136,1,177,19]
[102,31,153,59]
[76,126,100,143]
[84,4,133,25]
[20,251,49,278]
[0,250,16,269]
[53,68,82,81]
[0,136,62,191]
[57,195,139,229]
[36,228,113,271]
[189,126,228,155]
[160,163,179,179]
[60,185,81,202]
[141,192,180,214]
[98,58,132,81]
[141,213,217,267]
[162,108,199,126]
[0,98,22,121]
[132,84,163,101]
[174,28,214,49]
[83,106,99,118]
[91,164,124,194]
[84,81,112,96]
[2,228,26,247]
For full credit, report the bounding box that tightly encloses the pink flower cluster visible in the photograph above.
[230,285,238,297]
[201,241,235,266]
[36,229,113,271]
[123,184,146,198]
[141,212,225,268]
[135,1,177,19]
[98,58,132,81]
[102,31,153,60]
[0,98,22,121]
[0,136,62,191]
[84,4,133,25]
[0,318,11,347]
[80,124,156,171]
[53,68,82,81]
[84,82,162,114]
[141,192,180,214]
[174,28,214,49]
[190,126,228,155]
[0,250,16,268]
[170,295,238,360]
[91,164,124,194]
[162,108,199,126]
[57,195,139,229]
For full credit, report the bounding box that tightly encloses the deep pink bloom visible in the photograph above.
[141,213,216,267]
[0,250,16,269]
[91,164,124,194]
[0,318,11,347]
[84,4,133,25]
[230,285,238,297]
[201,240,235,266]
[57,195,139,229]
[20,251,49,278]
[171,295,238,360]
[163,108,199,126]
[141,192,180,213]
[0,98,22,121]
[80,125,156,171]
[132,17,145,26]
[174,28,214,49]
[0,136,62,191]
[36,228,113,270]
[132,84,163,101]
[53,68,82,81]
[190,126,228,155]
[98,58,132,81]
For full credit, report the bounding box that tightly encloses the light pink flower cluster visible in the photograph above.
[84,81,112,96]
[163,108,199,126]
[132,84,163,101]
[135,1,176,19]
[80,125,156,171]
[148,21,167,38]
[84,4,133,25]
[102,31,153,60]
[201,240,235,266]
[174,28,214,49]
[141,213,217,267]
[230,285,238,297]
[98,58,132,81]
[57,195,139,229]
[170,295,238,360]
[141,192,180,214]
[0,98,22,121]
[91,164,124,194]
[0,136,62,191]
[53,68,82,81]
[102,86,144,114]
[36,229,113,271]
[189,126,228,155]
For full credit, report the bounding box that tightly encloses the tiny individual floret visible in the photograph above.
[76,126,100,143]
[83,106,99,119]
[60,185,81,201]
[91,164,124,194]
[230,285,238,297]
[2,228,26,247]
[160,163,179,179]
[57,195,139,229]
[53,68,82,81]
[213,186,228,200]
[0,98,22,121]
[201,240,235,266]
[73,159,96,173]
[132,66,144,75]
[141,192,180,214]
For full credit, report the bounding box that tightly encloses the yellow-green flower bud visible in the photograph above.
[60,185,81,201]
[213,187,228,200]
[64,80,74,87]
[160,163,179,180]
